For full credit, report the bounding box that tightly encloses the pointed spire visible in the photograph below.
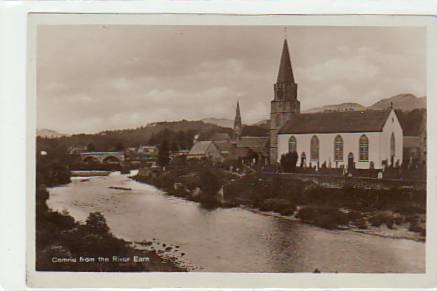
[234,100,242,129]
[277,39,295,83]
[233,100,242,141]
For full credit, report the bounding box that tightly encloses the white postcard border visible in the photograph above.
[22,13,437,289]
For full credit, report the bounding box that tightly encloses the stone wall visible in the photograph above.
[269,172,426,191]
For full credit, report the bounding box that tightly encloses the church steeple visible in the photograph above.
[233,100,242,141]
[277,39,295,83]
[270,38,300,164]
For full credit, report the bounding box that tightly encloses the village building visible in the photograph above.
[187,140,224,162]
[268,38,404,170]
[277,109,403,169]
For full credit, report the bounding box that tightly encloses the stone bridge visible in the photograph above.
[79,152,125,164]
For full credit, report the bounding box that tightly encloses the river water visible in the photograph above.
[47,171,425,273]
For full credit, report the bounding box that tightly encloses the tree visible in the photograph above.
[199,169,221,196]
[157,140,170,167]
[87,143,96,152]
[280,151,298,172]
[85,212,110,235]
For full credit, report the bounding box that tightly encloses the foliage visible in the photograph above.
[85,212,110,235]
[157,140,170,167]
[280,151,298,172]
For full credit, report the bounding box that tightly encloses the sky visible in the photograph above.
[37,25,426,134]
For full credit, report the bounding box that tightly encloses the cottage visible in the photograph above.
[187,141,224,162]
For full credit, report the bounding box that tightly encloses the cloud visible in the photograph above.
[37,25,426,134]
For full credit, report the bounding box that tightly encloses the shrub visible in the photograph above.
[259,198,295,213]
[296,207,317,221]
[368,213,394,228]
[85,212,110,235]
[280,152,298,173]
[354,218,368,229]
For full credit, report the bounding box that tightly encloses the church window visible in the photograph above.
[334,135,343,161]
[310,135,319,161]
[359,134,369,162]
[288,136,297,153]
[390,133,395,157]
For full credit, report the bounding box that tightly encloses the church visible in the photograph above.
[269,39,403,170]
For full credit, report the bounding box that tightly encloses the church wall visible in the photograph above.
[380,110,404,166]
[277,132,384,169]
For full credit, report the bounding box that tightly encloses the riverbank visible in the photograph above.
[37,185,186,272]
[133,163,426,242]
[36,152,186,272]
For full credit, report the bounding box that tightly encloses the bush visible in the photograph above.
[295,207,317,221]
[85,212,110,235]
[368,212,395,228]
[296,207,350,230]
[354,218,368,229]
[280,152,298,173]
[259,198,295,214]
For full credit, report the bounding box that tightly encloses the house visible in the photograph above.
[187,141,224,162]
[277,109,403,169]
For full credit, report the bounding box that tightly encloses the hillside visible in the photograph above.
[368,93,426,111]
[201,118,234,128]
[37,129,67,138]
[304,103,366,113]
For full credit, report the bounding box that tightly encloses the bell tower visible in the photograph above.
[270,39,300,163]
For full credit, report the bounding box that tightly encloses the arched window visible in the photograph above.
[359,134,369,161]
[310,135,319,161]
[390,133,395,157]
[334,135,343,161]
[288,136,297,153]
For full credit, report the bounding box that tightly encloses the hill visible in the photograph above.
[304,102,366,113]
[201,118,234,128]
[37,129,67,138]
[368,93,426,111]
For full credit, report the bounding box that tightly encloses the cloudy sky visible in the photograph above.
[37,25,426,134]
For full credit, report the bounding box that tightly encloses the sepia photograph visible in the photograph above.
[32,16,429,277]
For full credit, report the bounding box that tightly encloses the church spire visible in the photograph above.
[233,100,242,141]
[277,39,295,83]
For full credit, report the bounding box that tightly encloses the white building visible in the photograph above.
[277,109,403,169]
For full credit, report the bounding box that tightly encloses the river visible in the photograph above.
[47,171,425,273]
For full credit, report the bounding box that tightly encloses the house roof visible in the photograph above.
[215,141,234,153]
[188,141,216,156]
[237,136,269,148]
[279,110,392,134]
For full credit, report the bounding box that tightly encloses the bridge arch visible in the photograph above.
[83,156,100,164]
[103,156,121,164]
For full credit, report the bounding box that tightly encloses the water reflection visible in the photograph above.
[47,172,425,273]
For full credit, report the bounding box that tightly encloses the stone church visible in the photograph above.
[270,39,403,169]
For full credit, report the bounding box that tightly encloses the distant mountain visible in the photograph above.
[304,102,366,113]
[367,93,426,111]
[201,118,234,128]
[37,129,67,138]
[252,119,270,129]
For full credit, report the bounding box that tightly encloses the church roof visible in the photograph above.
[237,136,269,148]
[277,39,295,83]
[279,110,393,134]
